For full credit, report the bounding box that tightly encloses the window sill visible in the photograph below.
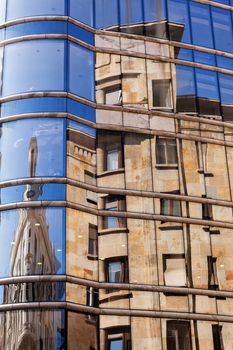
[98,227,128,235]
[159,222,183,230]
[151,107,173,112]
[87,254,98,261]
[99,290,132,303]
[197,169,214,177]
[98,168,125,178]
[155,164,178,169]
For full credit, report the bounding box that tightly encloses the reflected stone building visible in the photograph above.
[1,0,233,349]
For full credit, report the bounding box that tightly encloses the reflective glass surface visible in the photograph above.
[0,184,66,204]
[68,23,94,45]
[67,99,96,122]
[0,118,66,181]
[69,43,95,101]
[5,21,67,40]
[0,310,65,349]
[2,40,65,96]
[0,282,65,304]
[167,0,191,43]
[95,0,119,29]
[7,0,65,21]
[119,0,143,25]
[1,97,67,117]
[69,0,94,27]
[190,2,213,49]
[212,7,233,53]
[0,207,65,278]
[0,0,6,23]
[143,0,167,22]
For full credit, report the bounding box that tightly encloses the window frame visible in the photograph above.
[156,137,178,166]
[152,79,173,110]
[106,326,131,350]
[104,256,129,292]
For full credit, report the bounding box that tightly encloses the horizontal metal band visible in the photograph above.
[0,274,233,299]
[1,177,233,209]
[192,0,233,11]
[1,33,233,77]
[1,200,233,229]
[1,12,233,62]
[0,301,233,323]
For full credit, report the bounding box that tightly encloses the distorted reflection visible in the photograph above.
[1,282,65,304]
[0,183,66,204]
[0,118,65,181]
[0,207,65,278]
[0,309,65,350]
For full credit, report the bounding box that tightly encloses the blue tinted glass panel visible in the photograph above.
[110,339,123,350]
[0,208,65,278]
[69,0,94,27]
[177,48,193,61]
[95,0,118,29]
[67,99,96,122]
[5,21,67,40]
[219,73,233,104]
[68,23,94,45]
[7,0,65,20]
[0,118,66,181]
[3,40,65,96]
[1,97,67,117]
[195,69,219,100]
[119,0,143,25]
[1,184,66,204]
[193,51,215,66]
[143,0,167,22]
[176,65,196,96]
[69,43,94,101]
[67,120,96,137]
[216,56,233,70]
[0,0,6,22]
[190,3,213,48]
[167,0,191,42]
[212,8,233,53]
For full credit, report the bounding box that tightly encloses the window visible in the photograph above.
[152,79,172,109]
[86,287,99,308]
[202,201,213,220]
[156,138,178,165]
[106,327,131,350]
[85,171,97,205]
[105,257,128,290]
[212,325,224,350]
[105,86,122,105]
[98,131,124,172]
[167,321,191,350]
[163,254,187,287]
[208,256,219,290]
[103,196,126,229]
[88,224,98,257]
[160,197,181,217]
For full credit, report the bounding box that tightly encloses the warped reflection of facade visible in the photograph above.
[1,0,233,349]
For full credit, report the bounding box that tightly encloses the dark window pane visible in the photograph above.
[167,321,191,350]
[3,40,65,96]
[69,43,95,101]
[152,80,172,109]
[7,0,65,20]
[156,139,177,165]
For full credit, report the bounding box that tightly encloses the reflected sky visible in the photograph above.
[0,207,65,278]
[0,183,66,204]
[0,118,66,181]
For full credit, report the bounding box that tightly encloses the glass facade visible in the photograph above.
[1,0,233,349]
